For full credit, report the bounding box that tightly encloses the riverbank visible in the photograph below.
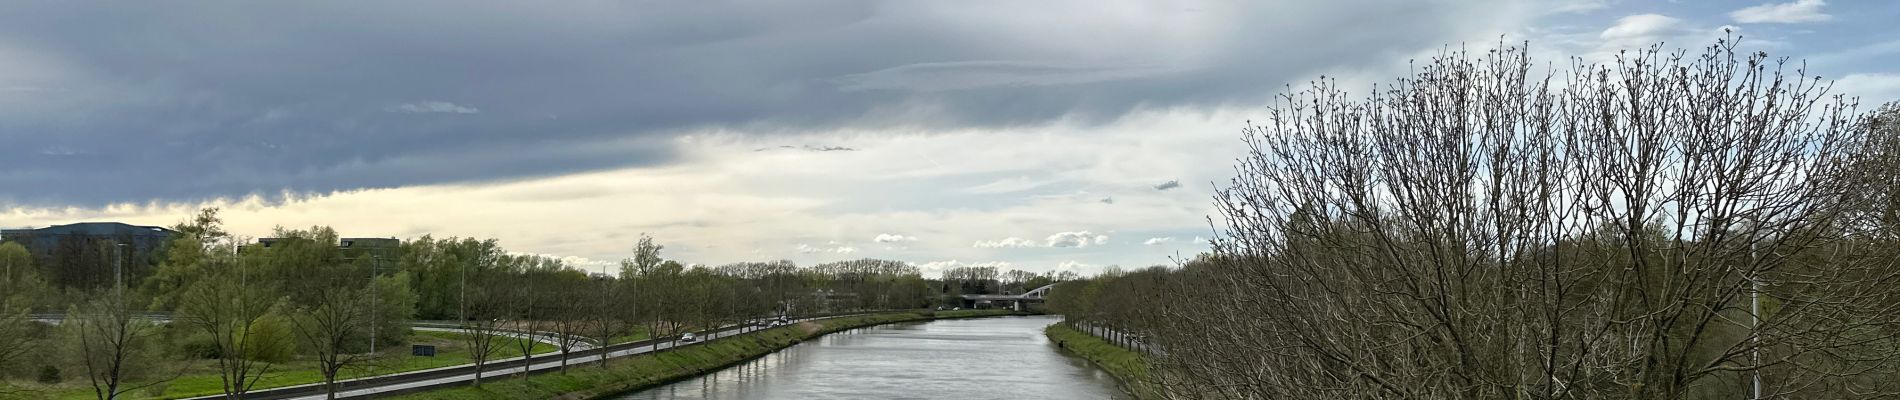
[1045,323,1160,399]
[391,309,1024,400]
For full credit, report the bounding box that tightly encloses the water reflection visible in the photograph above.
[616,315,1130,400]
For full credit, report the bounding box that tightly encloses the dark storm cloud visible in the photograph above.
[0,0,1498,206]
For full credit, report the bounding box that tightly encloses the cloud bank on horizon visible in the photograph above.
[3,0,1896,275]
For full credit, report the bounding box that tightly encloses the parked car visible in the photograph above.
[680,332,697,342]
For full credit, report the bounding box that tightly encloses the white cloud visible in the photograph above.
[835,60,1181,92]
[1055,260,1093,275]
[387,101,479,114]
[38,146,77,156]
[1580,14,1742,62]
[510,251,616,275]
[1835,73,1900,105]
[916,259,1015,277]
[797,242,858,254]
[973,237,1040,248]
[1143,237,1175,245]
[1730,0,1831,24]
[963,176,1049,194]
[873,233,917,243]
[1045,231,1109,248]
[1600,14,1684,43]
[1546,0,1609,14]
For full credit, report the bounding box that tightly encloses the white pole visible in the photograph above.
[1751,242,1762,400]
[115,243,125,309]
[1752,279,1761,400]
[371,254,380,354]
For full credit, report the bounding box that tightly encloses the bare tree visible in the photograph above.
[509,258,560,380]
[549,284,593,373]
[67,295,172,400]
[457,268,513,388]
[586,277,628,368]
[286,285,375,400]
[176,256,281,399]
[1140,39,1900,399]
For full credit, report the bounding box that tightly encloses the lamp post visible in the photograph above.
[1750,241,1763,400]
[115,243,126,309]
[370,254,381,354]
[341,249,390,354]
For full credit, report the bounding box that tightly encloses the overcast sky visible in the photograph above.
[4,0,1897,276]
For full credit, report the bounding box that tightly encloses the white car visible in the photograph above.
[680,332,697,342]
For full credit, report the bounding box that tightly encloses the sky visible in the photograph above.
[3,0,1898,276]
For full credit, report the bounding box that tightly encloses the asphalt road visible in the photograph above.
[179,313,863,400]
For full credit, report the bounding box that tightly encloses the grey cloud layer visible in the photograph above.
[0,0,1502,205]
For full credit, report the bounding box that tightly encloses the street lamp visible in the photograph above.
[115,243,126,309]
[371,254,382,353]
[341,249,391,353]
[1749,241,1764,400]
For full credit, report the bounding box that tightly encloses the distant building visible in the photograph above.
[249,236,399,258]
[340,238,400,262]
[0,222,177,288]
[339,237,400,251]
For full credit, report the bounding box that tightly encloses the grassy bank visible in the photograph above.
[392,309,1023,400]
[0,331,557,400]
[1045,323,1160,399]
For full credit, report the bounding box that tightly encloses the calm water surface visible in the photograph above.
[615,315,1130,400]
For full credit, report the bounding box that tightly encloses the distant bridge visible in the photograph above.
[958,283,1056,311]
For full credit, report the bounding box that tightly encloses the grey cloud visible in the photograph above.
[1153,180,1181,191]
[0,0,1505,206]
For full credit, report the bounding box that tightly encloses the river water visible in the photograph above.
[614,315,1131,400]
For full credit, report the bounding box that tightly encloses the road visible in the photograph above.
[409,325,595,350]
[32,314,584,349]
[179,313,861,400]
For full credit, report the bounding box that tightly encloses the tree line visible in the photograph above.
[0,212,1071,399]
[1050,40,1900,399]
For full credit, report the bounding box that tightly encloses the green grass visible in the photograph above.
[1045,323,1161,399]
[3,332,559,400]
[608,326,653,344]
[391,309,1020,400]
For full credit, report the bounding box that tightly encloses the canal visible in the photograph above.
[614,315,1131,400]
